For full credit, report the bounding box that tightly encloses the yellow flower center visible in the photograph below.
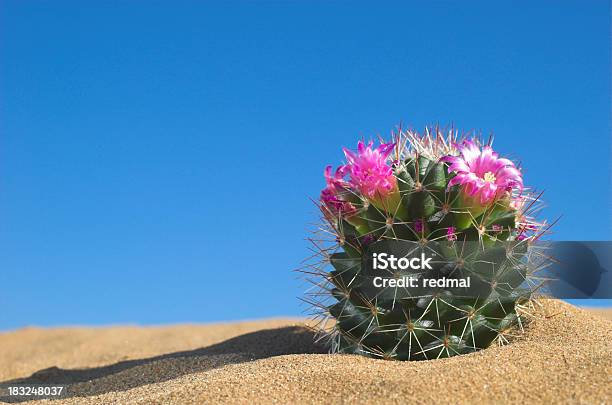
[483,171,496,183]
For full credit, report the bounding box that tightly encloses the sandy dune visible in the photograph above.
[0,301,610,404]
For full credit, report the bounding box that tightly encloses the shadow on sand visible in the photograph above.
[0,326,326,402]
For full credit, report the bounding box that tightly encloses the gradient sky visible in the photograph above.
[1,1,610,330]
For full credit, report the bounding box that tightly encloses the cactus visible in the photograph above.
[303,127,550,360]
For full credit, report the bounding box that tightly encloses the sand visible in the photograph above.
[0,301,610,404]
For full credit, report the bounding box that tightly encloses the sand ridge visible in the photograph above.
[0,301,610,404]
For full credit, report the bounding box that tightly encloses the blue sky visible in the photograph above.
[1,1,610,330]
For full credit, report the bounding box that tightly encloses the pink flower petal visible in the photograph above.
[442,140,523,206]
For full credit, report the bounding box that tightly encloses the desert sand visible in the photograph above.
[0,300,610,404]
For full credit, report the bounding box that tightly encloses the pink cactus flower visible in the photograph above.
[360,234,376,246]
[320,165,356,217]
[446,226,457,241]
[342,141,397,199]
[492,224,503,233]
[441,140,523,206]
[414,219,424,233]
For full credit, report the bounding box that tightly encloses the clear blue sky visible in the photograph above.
[1,1,610,330]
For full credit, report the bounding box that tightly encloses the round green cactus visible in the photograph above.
[304,127,550,360]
